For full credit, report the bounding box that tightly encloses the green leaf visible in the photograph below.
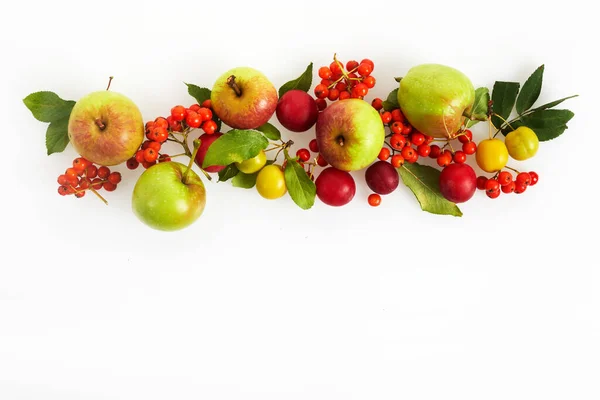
[278,62,313,98]
[256,122,281,140]
[529,94,579,113]
[491,81,520,129]
[398,163,462,217]
[202,129,268,168]
[502,109,575,141]
[284,157,316,210]
[23,91,75,123]
[516,65,544,114]
[383,88,399,111]
[466,87,490,128]
[45,115,70,155]
[185,83,211,105]
[231,171,258,189]
[217,164,239,182]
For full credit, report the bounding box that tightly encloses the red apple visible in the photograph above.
[211,67,278,129]
[195,132,225,173]
[275,89,319,132]
[315,99,385,171]
[315,167,356,207]
[439,163,477,203]
[68,90,144,166]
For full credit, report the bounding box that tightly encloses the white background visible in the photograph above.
[1,0,598,399]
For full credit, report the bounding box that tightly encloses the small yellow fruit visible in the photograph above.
[235,150,267,174]
[256,164,287,199]
[505,126,539,161]
[476,138,509,173]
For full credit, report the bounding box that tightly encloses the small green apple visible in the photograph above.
[315,99,385,171]
[211,67,278,130]
[397,64,475,138]
[68,90,144,166]
[132,162,206,231]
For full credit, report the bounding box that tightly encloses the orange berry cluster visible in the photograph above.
[372,103,479,169]
[477,170,539,199]
[57,157,121,198]
[314,57,376,111]
[126,100,218,170]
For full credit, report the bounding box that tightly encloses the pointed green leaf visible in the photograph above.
[185,83,211,105]
[202,129,268,168]
[516,65,544,114]
[529,95,579,113]
[284,157,316,210]
[45,116,70,155]
[491,81,520,129]
[502,109,575,141]
[217,164,239,182]
[256,122,281,141]
[278,62,313,98]
[466,87,490,128]
[231,171,258,189]
[383,88,399,111]
[398,163,462,217]
[23,91,75,123]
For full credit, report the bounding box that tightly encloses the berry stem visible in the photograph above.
[182,139,202,184]
[504,165,521,174]
[88,186,109,205]
[226,75,242,97]
[106,76,114,91]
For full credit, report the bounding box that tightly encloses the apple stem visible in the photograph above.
[337,136,345,147]
[106,76,114,91]
[227,75,242,97]
[95,118,106,130]
[182,139,202,184]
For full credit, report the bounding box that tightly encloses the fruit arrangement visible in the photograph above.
[23,55,577,230]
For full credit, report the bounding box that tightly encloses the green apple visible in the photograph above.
[211,67,278,130]
[397,64,475,138]
[315,99,385,171]
[132,162,206,231]
[68,90,144,166]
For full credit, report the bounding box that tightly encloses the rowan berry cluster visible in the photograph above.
[477,170,539,198]
[56,157,121,200]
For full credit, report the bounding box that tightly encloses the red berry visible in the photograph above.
[357,62,373,77]
[529,171,539,186]
[309,139,319,153]
[188,104,201,112]
[316,98,327,111]
[185,111,202,128]
[378,147,391,161]
[391,154,404,168]
[501,181,516,193]
[314,84,329,99]
[159,154,171,163]
[57,174,68,185]
[458,130,473,143]
[437,153,452,168]
[360,59,375,71]
[368,193,381,207]
[327,88,340,101]
[144,148,158,163]
[201,99,212,109]
[486,189,501,199]
[154,117,169,129]
[103,182,117,192]
[391,109,404,122]
[170,105,186,121]
[462,141,477,155]
[363,76,376,88]
[142,160,156,169]
[417,144,431,157]
[401,146,416,161]
[58,185,69,196]
[330,61,343,75]
[429,144,441,159]
[514,183,527,194]
[91,178,103,190]
[338,91,351,101]
[65,168,78,179]
[346,60,359,71]
[108,172,122,185]
[148,141,161,152]
[72,157,90,174]
[411,132,425,146]
[202,120,217,134]
[351,83,368,98]
[96,166,110,179]
[390,121,404,135]
[381,112,392,124]
[485,179,500,193]
[453,151,467,164]
[390,134,405,150]
[371,98,383,111]
[296,148,310,162]
[198,107,212,122]
[318,66,332,80]
[135,150,145,163]
[126,158,139,170]
[476,176,488,190]
[74,190,86,198]
[497,171,513,186]
[516,172,531,186]
[320,79,333,87]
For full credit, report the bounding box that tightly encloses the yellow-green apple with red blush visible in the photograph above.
[397,63,475,138]
[211,67,278,129]
[132,162,206,231]
[315,99,385,171]
[68,91,144,166]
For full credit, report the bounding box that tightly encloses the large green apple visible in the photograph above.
[68,90,144,166]
[397,64,475,138]
[315,99,385,171]
[211,67,278,130]
[132,162,206,231]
